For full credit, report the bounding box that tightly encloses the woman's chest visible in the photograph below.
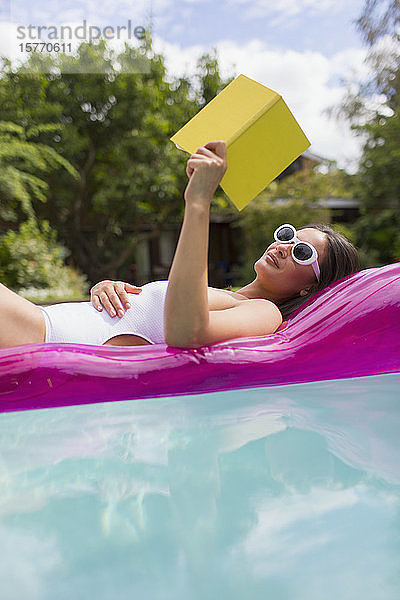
[207,287,246,310]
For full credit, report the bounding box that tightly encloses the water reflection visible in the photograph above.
[0,373,399,599]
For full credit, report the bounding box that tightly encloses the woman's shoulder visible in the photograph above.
[206,286,282,313]
[207,286,281,309]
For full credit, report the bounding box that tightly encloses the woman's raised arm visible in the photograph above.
[164,141,227,347]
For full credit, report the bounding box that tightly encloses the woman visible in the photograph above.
[0,141,360,349]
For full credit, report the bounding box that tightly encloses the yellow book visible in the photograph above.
[170,74,310,210]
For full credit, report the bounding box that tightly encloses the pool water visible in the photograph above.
[1,373,399,599]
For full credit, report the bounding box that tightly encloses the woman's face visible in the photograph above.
[253,227,328,303]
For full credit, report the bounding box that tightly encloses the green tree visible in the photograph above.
[335,0,400,120]
[0,120,87,296]
[0,218,88,300]
[356,0,400,46]
[353,111,400,264]
[195,48,234,107]
[0,40,233,285]
[330,0,400,266]
[0,120,78,223]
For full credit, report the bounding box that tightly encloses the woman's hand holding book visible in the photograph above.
[184,141,227,208]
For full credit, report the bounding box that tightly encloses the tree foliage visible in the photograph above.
[330,0,400,266]
[0,120,85,296]
[353,110,400,264]
[0,40,232,285]
[0,120,78,222]
[356,0,400,46]
[0,218,88,299]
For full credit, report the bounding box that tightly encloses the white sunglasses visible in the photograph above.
[274,223,320,282]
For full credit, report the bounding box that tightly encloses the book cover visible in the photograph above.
[170,74,311,210]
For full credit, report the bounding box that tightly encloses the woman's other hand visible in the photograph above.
[90,280,142,317]
[184,141,227,207]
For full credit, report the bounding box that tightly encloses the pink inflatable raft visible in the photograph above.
[0,262,399,413]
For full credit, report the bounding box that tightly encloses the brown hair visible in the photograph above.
[277,223,361,321]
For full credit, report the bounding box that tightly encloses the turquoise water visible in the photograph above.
[1,373,400,599]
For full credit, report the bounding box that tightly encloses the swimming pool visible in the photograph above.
[1,372,399,599]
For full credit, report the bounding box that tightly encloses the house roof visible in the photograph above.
[301,150,325,163]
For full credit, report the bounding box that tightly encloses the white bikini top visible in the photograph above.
[38,280,169,345]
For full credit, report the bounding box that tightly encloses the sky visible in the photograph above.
[0,0,372,171]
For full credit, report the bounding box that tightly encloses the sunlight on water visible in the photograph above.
[0,373,400,600]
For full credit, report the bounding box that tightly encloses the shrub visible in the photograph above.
[0,219,89,300]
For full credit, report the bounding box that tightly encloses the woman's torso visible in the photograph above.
[38,281,248,347]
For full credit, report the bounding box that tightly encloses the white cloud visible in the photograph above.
[223,0,351,23]
[0,22,23,64]
[0,19,147,73]
[0,9,372,172]
[225,0,347,19]
[9,0,157,24]
[6,0,360,33]
[155,34,369,171]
